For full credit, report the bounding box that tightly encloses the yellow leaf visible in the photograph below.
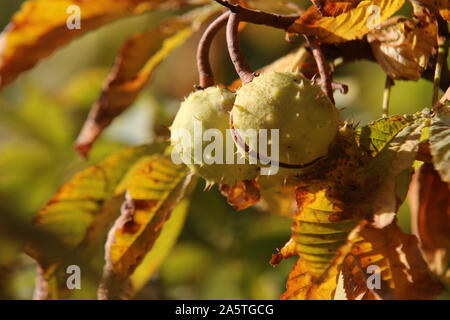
[130,198,191,294]
[293,182,361,277]
[0,0,207,89]
[440,8,450,21]
[282,221,366,300]
[288,0,405,43]
[26,144,165,274]
[98,155,192,299]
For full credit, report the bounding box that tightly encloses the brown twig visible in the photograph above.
[306,36,335,104]
[226,12,255,84]
[214,0,298,30]
[197,11,230,88]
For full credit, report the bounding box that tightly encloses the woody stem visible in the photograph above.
[197,11,231,88]
[306,36,335,104]
[226,12,255,84]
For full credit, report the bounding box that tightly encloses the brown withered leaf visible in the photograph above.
[409,162,450,277]
[440,8,450,21]
[270,238,297,266]
[292,181,362,277]
[220,179,261,211]
[288,0,405,43]
[410,0,450,21]
[367,16,438,80]
[74,6,219,156]
[343,221,442,299]
[342,254,393,299]
[0,0,206,90]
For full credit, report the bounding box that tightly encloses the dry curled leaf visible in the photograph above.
[270,238,297,266]
[288,0,405,43]
[410,0,450,21]
[367,16,438,80]
[74,5,219,156]
[409,162,450,277]
[219,179,261,211]
[342,254,393,299]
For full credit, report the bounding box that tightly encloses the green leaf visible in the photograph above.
[356,113,425,157]
[98,155,192,299]
[430,105,450,183]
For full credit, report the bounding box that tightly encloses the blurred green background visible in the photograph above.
[0,0,445,299]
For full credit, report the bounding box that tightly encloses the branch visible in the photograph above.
[226,12,255,84]
[197,11,230,88]
[306,36,335,104]
[214,0,298,30]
